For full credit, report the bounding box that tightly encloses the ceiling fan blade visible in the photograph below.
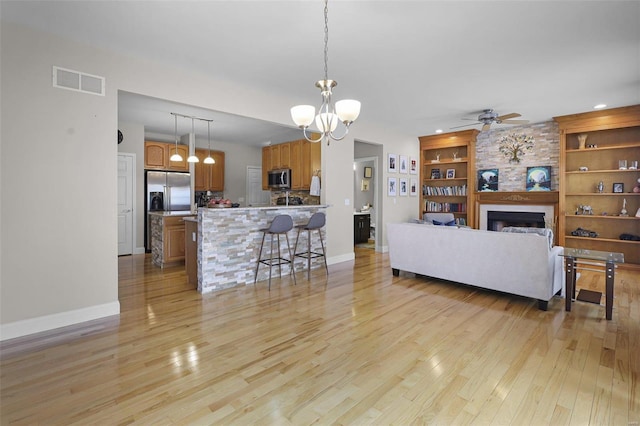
[450,122,480,129]
[496,112,521,121]
[501,119,529,124]
[482,123,491,131]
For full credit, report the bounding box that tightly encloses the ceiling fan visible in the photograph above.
[451,109,529,131]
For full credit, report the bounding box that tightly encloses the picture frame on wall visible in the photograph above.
[399,178,408,196]
[364,166,373,178]
[399,155,408,174]
[410,178,417,196]
[388,177,397,196]
[388,154,397,173]
[477,169,499,192]
[526,166,552,191]
[410,157,417,174]
[613,182,624,193]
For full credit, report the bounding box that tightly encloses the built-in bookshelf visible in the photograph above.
[555,105,640,267]
[418,129,478,226]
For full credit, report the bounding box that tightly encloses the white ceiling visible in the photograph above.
[2,1,639,147]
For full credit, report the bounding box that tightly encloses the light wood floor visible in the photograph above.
[1,249,638,425]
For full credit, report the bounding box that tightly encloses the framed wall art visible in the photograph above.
[388,177,397,196]
[477,169,499,192]
[526,166,551,191]
[388,154,397,173]
[410,178,417,196]
[399,178,408,196]
[399,155,408,174]
[410,157,417,174]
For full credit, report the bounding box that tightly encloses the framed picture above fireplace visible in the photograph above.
[526,166,552,191]
[477,169,499,192]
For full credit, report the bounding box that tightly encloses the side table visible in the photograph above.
[560,248,624,320]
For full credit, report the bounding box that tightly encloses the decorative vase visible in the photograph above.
[577,134,587,150]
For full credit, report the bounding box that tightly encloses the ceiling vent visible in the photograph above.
[52,66,105,96]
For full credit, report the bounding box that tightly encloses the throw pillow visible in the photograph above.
[433,219,457,226]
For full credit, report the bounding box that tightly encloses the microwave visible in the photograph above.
[268,169,291,189]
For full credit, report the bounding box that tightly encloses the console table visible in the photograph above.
[560,248,624,320]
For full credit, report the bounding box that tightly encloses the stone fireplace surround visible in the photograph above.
[475,191,559,242]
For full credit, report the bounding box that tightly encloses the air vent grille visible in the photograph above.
[52,66,105,96]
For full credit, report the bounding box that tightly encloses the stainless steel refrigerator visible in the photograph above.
[145,171,191,251]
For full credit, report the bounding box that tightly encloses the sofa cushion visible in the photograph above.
[501,226,554,248]
[433,219,457,226]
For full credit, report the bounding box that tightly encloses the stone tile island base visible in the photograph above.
[198,205,328,293]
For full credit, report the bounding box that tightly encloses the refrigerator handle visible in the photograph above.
[164,186,170,211]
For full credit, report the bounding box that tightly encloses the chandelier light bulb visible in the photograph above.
[335,99,361,123]
[315,112,339,133]
[291,105,316,127]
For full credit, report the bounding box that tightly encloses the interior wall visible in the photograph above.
[476,121,560,191]
[0,22,418,338]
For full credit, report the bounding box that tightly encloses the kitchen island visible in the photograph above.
[148,211,196,268]
[196,205,328,293]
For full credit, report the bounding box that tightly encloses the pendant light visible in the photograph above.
[290,0,360,145]
[169,113,183,162]
[187,117,199,163]
[204,120,215,164]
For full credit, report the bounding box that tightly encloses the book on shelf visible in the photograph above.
[421,184,467,196]
[424,201,467,213]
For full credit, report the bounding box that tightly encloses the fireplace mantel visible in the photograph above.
[475,191,559,205]
[473,191,559,229]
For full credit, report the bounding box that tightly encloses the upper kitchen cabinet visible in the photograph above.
[262,139,320,190]
[194,148,225,192]
[144,141,189,172]
[262,146,271,190]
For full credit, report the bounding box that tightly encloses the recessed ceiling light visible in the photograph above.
[594,104,607,109]
[435,129,443,133]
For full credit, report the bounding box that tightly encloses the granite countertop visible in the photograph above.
[148,211,196,217]
[201,204,328,212]
[183,216,198,222]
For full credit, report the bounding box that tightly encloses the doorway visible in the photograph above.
[246,166,270,206]
[353,156,379,251]
[117,153,136,256]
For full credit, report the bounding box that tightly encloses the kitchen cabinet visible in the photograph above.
[555,105,640,267]
[262,146,271,190]
[162,215,189,265]
[144,141,189,172]
[262,139,321,190]
[354,213,370,244]
[194,148,225,192]
[184,219,198,287]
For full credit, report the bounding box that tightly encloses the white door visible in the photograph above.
[118,154,135,255]
[246,166,270,206]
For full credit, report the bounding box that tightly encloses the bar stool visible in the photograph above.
[293,212,328,280]
[254,214,297,290]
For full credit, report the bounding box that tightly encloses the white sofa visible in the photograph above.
[386,220,564,310]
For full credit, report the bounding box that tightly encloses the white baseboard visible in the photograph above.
[327,252,355,265]
[133,246,146,255]
[0,301,120,341]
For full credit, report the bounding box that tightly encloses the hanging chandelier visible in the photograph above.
[170,113,183,162]
[290,0,360,145]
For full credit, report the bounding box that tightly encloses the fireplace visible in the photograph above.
[487,210,546,231]
[475,192,559,236]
